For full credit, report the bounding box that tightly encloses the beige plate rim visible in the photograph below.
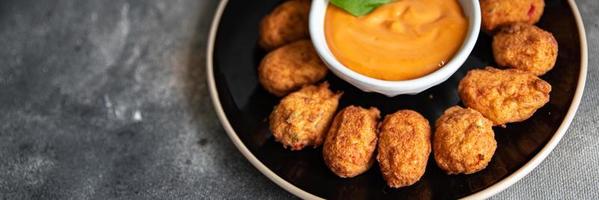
[205,0,588,199]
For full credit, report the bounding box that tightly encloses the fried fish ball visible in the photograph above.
[323,106,380,178]
[269,82,342,150]
[458,67,551,126]
[258,40,328,97]
[258,0,310,50]
[433,106,496,174]
[493,23,558,75]
[480,0,544,32]
[377,110,431,188]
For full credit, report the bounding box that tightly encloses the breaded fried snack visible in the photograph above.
[480,0,544,32]
[433,106,496,175]
[377,110,431,188]
[458,67,551,126]
[258,0,310,50]
[323,106,380,178]
[493,23,558,75]
[258,40,328,97]
[269,82,342,150]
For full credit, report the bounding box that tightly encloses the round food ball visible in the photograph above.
[480,0,544,32]
[458,67,551,126]
[433,106,497,174]
[258,40,328,97]
[377,110,431,188]
[269,82,342,150]
[493,23,558,75]
[258,0,310,50]
[323,105,380,178]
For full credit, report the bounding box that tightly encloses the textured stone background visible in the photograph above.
[0,0,596,199]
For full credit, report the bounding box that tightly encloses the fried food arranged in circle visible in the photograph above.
[258,0,310,50]
[258,40,328,97]
[377,110,431,188]
[480,0,544,32]
[433,106,496,175]
[458,67,551,126]
[493,23,558,75]
[269,82,342,150]
[323,106,380,178]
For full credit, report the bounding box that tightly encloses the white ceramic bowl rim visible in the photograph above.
[308,0,481,90]
[206,0,588,199]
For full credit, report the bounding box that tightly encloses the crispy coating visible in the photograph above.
[323,106,380,178]
[493,23,558,75]
[377,110,431,188]
[258,40,328,97]
[258,0,310,50]
[433,106,496,174]
[458,67,551,126]
[480,0,544,32]
[269,82,342,150]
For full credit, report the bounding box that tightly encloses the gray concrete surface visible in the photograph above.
[0,0,596,199]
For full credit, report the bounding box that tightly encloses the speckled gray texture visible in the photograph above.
[0,0,596,199]
[0,0,291,199]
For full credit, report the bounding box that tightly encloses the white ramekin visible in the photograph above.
[309,0,481,96]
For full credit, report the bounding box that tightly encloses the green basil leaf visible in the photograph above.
[330,0,392,16]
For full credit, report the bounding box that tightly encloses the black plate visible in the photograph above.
[208,0,585,199]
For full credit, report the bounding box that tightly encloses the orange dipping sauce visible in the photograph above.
[325,0,468,80]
